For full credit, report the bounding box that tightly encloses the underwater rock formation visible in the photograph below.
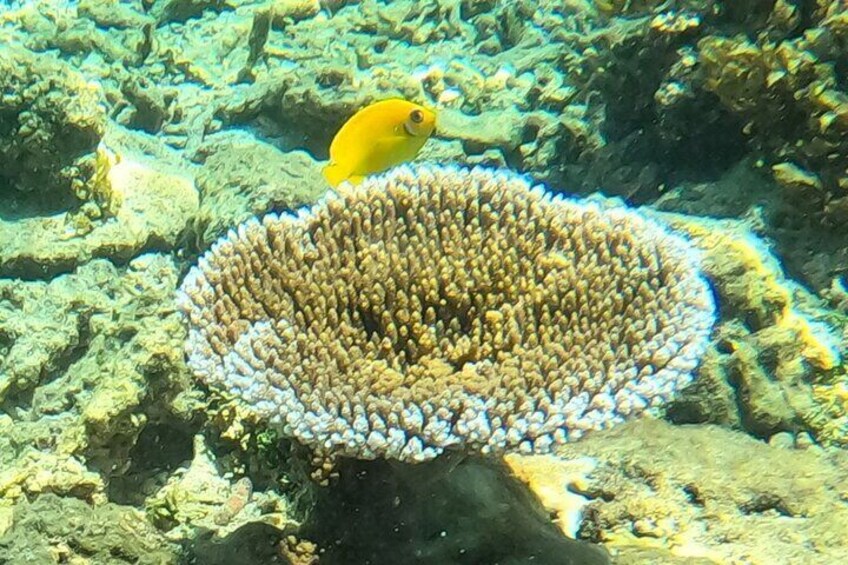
[696,5,848,217]
[0,140,199,279]
[179,165,715,462]
[193,131,327,246]
[146,434,292,538]
[554,419,848,564]
[304,455,611,564]
[0,494,178,563]
[653,210,846,444]
[0,46,105,210]
[0,255,195,486]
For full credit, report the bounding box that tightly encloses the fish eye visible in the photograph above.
[409,109,424,124]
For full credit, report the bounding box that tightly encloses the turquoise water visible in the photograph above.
[0,1,847,564]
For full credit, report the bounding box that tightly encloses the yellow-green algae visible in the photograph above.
[658,211,845,440]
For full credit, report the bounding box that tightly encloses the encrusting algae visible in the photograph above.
[322,99,437,187]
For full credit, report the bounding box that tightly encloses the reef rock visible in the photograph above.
[551,419,848,564]
[656,210,846,446]
[0,137,199,279]
[0,46,105,205]
[193,131,326,246]
[0,494,178,564]
[0,254,196,481]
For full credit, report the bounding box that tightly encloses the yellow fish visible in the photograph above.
[322,99,437,188]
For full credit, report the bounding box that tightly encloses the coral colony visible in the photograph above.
[179,165,716,462]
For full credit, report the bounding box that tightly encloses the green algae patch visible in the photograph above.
[0,494,178,564]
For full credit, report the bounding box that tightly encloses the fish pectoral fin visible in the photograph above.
[322,162,349,188]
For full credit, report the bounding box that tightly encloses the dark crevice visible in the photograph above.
[725,359,756,434]
[739,493,794,517]
[357,305,380,341]
[106,419,197,506]
[184,522,294,565]
[303,456,611,564]
[683,484,705,506]
[756,347,780,379]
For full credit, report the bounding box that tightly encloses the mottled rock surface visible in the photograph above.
[556,419,848,564]
[0,46,105,213]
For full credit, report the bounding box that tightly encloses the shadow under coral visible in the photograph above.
[299,455,610,565]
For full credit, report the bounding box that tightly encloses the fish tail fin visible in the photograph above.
[322,162,348,188]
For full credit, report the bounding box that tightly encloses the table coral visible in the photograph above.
[0,0,845,561]
[179,164,715,462]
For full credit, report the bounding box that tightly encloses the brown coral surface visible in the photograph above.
[179,165,715,462]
